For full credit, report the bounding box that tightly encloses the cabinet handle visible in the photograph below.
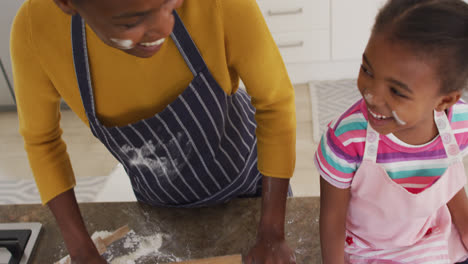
[267,8,303,16]
[277,41,304,48]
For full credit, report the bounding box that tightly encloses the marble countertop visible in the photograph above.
[0,197,321,263]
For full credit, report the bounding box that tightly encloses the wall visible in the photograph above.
[0,0,23,107]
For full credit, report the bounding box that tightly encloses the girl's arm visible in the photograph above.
[320,177,351,264]
[447,188,468,249]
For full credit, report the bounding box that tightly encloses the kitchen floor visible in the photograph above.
[0,84,320,201]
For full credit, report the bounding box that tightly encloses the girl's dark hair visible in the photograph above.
[373,0,468,94]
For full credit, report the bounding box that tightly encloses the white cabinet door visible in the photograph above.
[0,0,24,106]
[257,0,329,33]
[331,0,386,61]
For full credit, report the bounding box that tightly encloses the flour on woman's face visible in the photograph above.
[110,38,134,50]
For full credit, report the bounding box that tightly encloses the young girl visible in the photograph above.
[315,0,468,263]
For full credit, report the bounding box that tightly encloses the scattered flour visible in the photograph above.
[111,231,166,264]
[56,229,181,264]
[56,256,69,264]
[91,230,113,240]
[100,229,181,264]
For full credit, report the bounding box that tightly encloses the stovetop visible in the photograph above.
[0,223,41,264]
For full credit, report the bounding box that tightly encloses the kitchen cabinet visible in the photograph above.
[257,0,331,83]
[257,0,386,82]
[331,0,386,61]
[0,0,23,107]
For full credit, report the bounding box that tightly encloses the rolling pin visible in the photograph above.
[171,254,242,264]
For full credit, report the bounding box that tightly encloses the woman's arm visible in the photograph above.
[320,177,350,264]
[48,189,106,263]
[447,188,468,249]
[245,176,296,264]
[11,5,105,262]
[221,0,296,262]
[221,0,296,181]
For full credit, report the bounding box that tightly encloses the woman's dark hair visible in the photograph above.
[373,0,468,94]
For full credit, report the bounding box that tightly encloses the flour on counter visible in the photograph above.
[56,256,70,264]
[95,229,182,264]
[55,228,181,264]
[91,230,113,240]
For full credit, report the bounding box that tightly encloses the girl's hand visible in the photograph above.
[244,235,296,264]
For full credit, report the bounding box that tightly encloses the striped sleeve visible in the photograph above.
[314,123,360,189]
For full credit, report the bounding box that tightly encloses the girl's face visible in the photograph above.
[357,33,460,145]
[67,0,183,58]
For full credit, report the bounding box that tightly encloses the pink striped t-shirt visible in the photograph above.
[314,99,468,194]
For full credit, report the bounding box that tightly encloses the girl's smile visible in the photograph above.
[367,107,392,126]
[357,33,460,145]
[368,107,391,121]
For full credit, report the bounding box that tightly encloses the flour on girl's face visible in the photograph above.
[120,132,192,180]
[392,110,407,125]
[364,92,407,126]
[364,93,374,104]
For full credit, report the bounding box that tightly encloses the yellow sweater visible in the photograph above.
[10,0,296,204]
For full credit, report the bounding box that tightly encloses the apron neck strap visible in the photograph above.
[170,11,208,77]
[434,109,461,162]
[71,15,97,119]
[363,123,379,162]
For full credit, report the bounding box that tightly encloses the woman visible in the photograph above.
[11,0,297,263]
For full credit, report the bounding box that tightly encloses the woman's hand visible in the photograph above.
[48,189,106,264]
[244,176,295,264]
[244,232,296,264]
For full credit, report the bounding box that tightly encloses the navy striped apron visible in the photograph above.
[71,12,264,207]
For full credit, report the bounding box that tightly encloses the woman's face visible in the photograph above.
[70,0,183,58]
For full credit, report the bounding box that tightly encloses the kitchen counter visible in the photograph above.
[0,197,321,263]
